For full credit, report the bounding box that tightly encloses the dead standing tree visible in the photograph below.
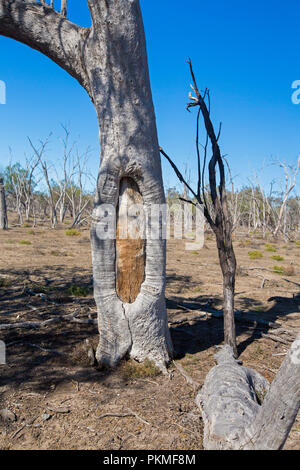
[161,60,237,356]
[0,0,172,369]
[273,156,300,239]
[0,177,8,229]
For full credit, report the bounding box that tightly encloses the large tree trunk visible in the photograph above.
[0,177,8,230]
[88,0,172,369]
[197,333,300,450]
[0,0,172,370]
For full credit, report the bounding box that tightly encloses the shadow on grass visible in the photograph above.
[166,291,300,359]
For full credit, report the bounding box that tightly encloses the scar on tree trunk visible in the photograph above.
[116,177,145,303]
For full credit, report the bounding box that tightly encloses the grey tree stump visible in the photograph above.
[196,333,300,450]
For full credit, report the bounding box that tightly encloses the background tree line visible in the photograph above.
[0,128,95,229]
[166,155,300,241]
[1,149,300,240]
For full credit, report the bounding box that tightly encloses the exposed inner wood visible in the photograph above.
[116,177,145,303]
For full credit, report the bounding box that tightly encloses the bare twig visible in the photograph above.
[97,411,150,427]
[173,361,200,390]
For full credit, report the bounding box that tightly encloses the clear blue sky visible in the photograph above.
[0,0,300,195]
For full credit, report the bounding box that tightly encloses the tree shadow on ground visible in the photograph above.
[0,266,113,391]
[166,273,203,294]
[167,292,300,359]
[0,266,299,389]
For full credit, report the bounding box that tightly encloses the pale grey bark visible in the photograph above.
[0,0,173,369]
[89,0,172,369]
[197,333,300,450]
[0,177,8,229]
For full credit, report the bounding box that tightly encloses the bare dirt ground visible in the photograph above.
[0,221,299,450]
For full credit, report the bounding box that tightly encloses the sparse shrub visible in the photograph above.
[239,240,251,248]
[53,250,68,257]
[191,251,199,255]
[273,265,284,274]
[65,229,81,237]
[31,284,50,294]
[50,250,60,256]
[192,286,202,292]
[248,250,263,260]
[27,229,35,235]
[295,241,300,247]
[0,277,12,288]
[283,266,295,277]
[271,255,284,261]
[255,306,266,312]
[265,243,276,252]
[67,285,90,297]
[19,240,32,245]
[121,358,161,379]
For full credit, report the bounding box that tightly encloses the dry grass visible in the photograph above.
[19,240,32,245]
[265,243,277,252]
[65,229,81,237]
[120,358,162,380]
[248,250,263,259]
[271,255,284,261]
[0,217,299,450]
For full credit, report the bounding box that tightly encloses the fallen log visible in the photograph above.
[0,309,97,331]
[196,332,300,449]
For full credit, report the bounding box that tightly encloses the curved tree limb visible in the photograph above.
[0,0,90,92]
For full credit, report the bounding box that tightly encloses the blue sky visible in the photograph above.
[0,0,300,195]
